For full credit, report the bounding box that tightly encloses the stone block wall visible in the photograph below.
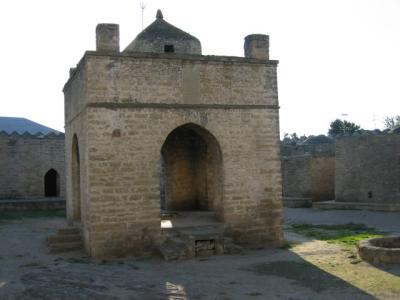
[310,156,335,201]
[282,155,312,198]
[0,132,65,199]
[281,142,335,157]
[335,132,400,204]
[281,143,335,201]
[64,51,283,257]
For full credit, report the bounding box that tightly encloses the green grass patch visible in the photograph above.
[289,223,385,247]
[0,210,65,222]
[279,240,294,249]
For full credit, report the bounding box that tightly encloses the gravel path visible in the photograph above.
[0,211,399,299]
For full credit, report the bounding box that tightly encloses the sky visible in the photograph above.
[0,0,399,137]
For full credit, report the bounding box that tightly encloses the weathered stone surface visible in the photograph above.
[0,133,65,200]
[124,10,201,55]
[96,23,119,52]
[281,141,335,202]
[335,133,400,204]
[244,34,269,60]
[47,226,83,253]
[64,17,283,258]
[358,236,400,264]
[283,197,312,208]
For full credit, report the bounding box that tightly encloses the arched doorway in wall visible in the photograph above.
[72,135,81,221]
[160,123,223,220]
[44,169,60,197]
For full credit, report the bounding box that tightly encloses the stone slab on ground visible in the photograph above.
[284,207,400,235]
[0,198,66,211]
[313,200,400,212]
[283,197,312,208]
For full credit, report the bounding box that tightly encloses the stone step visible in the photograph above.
[157,237,192,261]
[158,230,243,260]
[163,223,224,235]
[178,225,224,241]
[47,234,82,244]
[47,226,83,253]
[57,227,80,235]
[49,241,83,254]
[223,237,243,255]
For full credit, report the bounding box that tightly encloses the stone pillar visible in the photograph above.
[244,34,269,60]
[96,24,120,52]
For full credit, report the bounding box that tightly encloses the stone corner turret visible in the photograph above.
[96,23,120,52]
[244,34,269,60]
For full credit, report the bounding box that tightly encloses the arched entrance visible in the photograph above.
[72,135,81,221]
[44,169,60,197]
[160,124,223,219]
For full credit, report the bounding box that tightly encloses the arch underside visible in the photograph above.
[72,135,81,221]
[160,123,223,219]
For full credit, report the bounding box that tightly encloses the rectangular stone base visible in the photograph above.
[313,200,400,212]
[0,198,66,211]
[283,197,312,208]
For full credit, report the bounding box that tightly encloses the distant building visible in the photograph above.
[0,117,65,200]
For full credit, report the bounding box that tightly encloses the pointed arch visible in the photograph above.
[160,123,223,219]
[72,134,81,221]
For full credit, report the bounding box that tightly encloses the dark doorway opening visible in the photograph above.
[44,169,60,197]
[164,44,174,53]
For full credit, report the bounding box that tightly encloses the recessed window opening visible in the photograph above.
[164,44,174,53]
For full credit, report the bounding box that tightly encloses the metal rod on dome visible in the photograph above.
[140,2,146,30]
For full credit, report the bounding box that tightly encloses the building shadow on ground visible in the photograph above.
[11,249,379,300]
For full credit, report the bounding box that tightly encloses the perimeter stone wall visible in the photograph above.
[335,132,400,204]
[281,143,335,201]
[0,132,65,199]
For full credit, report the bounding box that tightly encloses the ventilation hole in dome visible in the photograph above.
[164,45,174,53]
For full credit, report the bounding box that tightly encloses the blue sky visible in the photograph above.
[0,0,399,136]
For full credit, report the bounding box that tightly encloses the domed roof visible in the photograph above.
[124,10,202,55]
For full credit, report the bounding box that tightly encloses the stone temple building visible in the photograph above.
[63,10,283,257]
[0,117,65,200]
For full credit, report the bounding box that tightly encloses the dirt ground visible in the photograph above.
[0,208,399,300]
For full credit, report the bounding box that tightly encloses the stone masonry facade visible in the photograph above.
[64,12,283,257]
[335,132,400,204]
[281,142,335,202]
[0,132,65,199]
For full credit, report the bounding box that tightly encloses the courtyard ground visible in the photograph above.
[0,208,399,300]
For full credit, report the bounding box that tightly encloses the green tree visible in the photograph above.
[282,133,307,145]
[328,119,361,137]
[383,115,400,130]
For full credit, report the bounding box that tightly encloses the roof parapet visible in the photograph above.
[0,130,64,138]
